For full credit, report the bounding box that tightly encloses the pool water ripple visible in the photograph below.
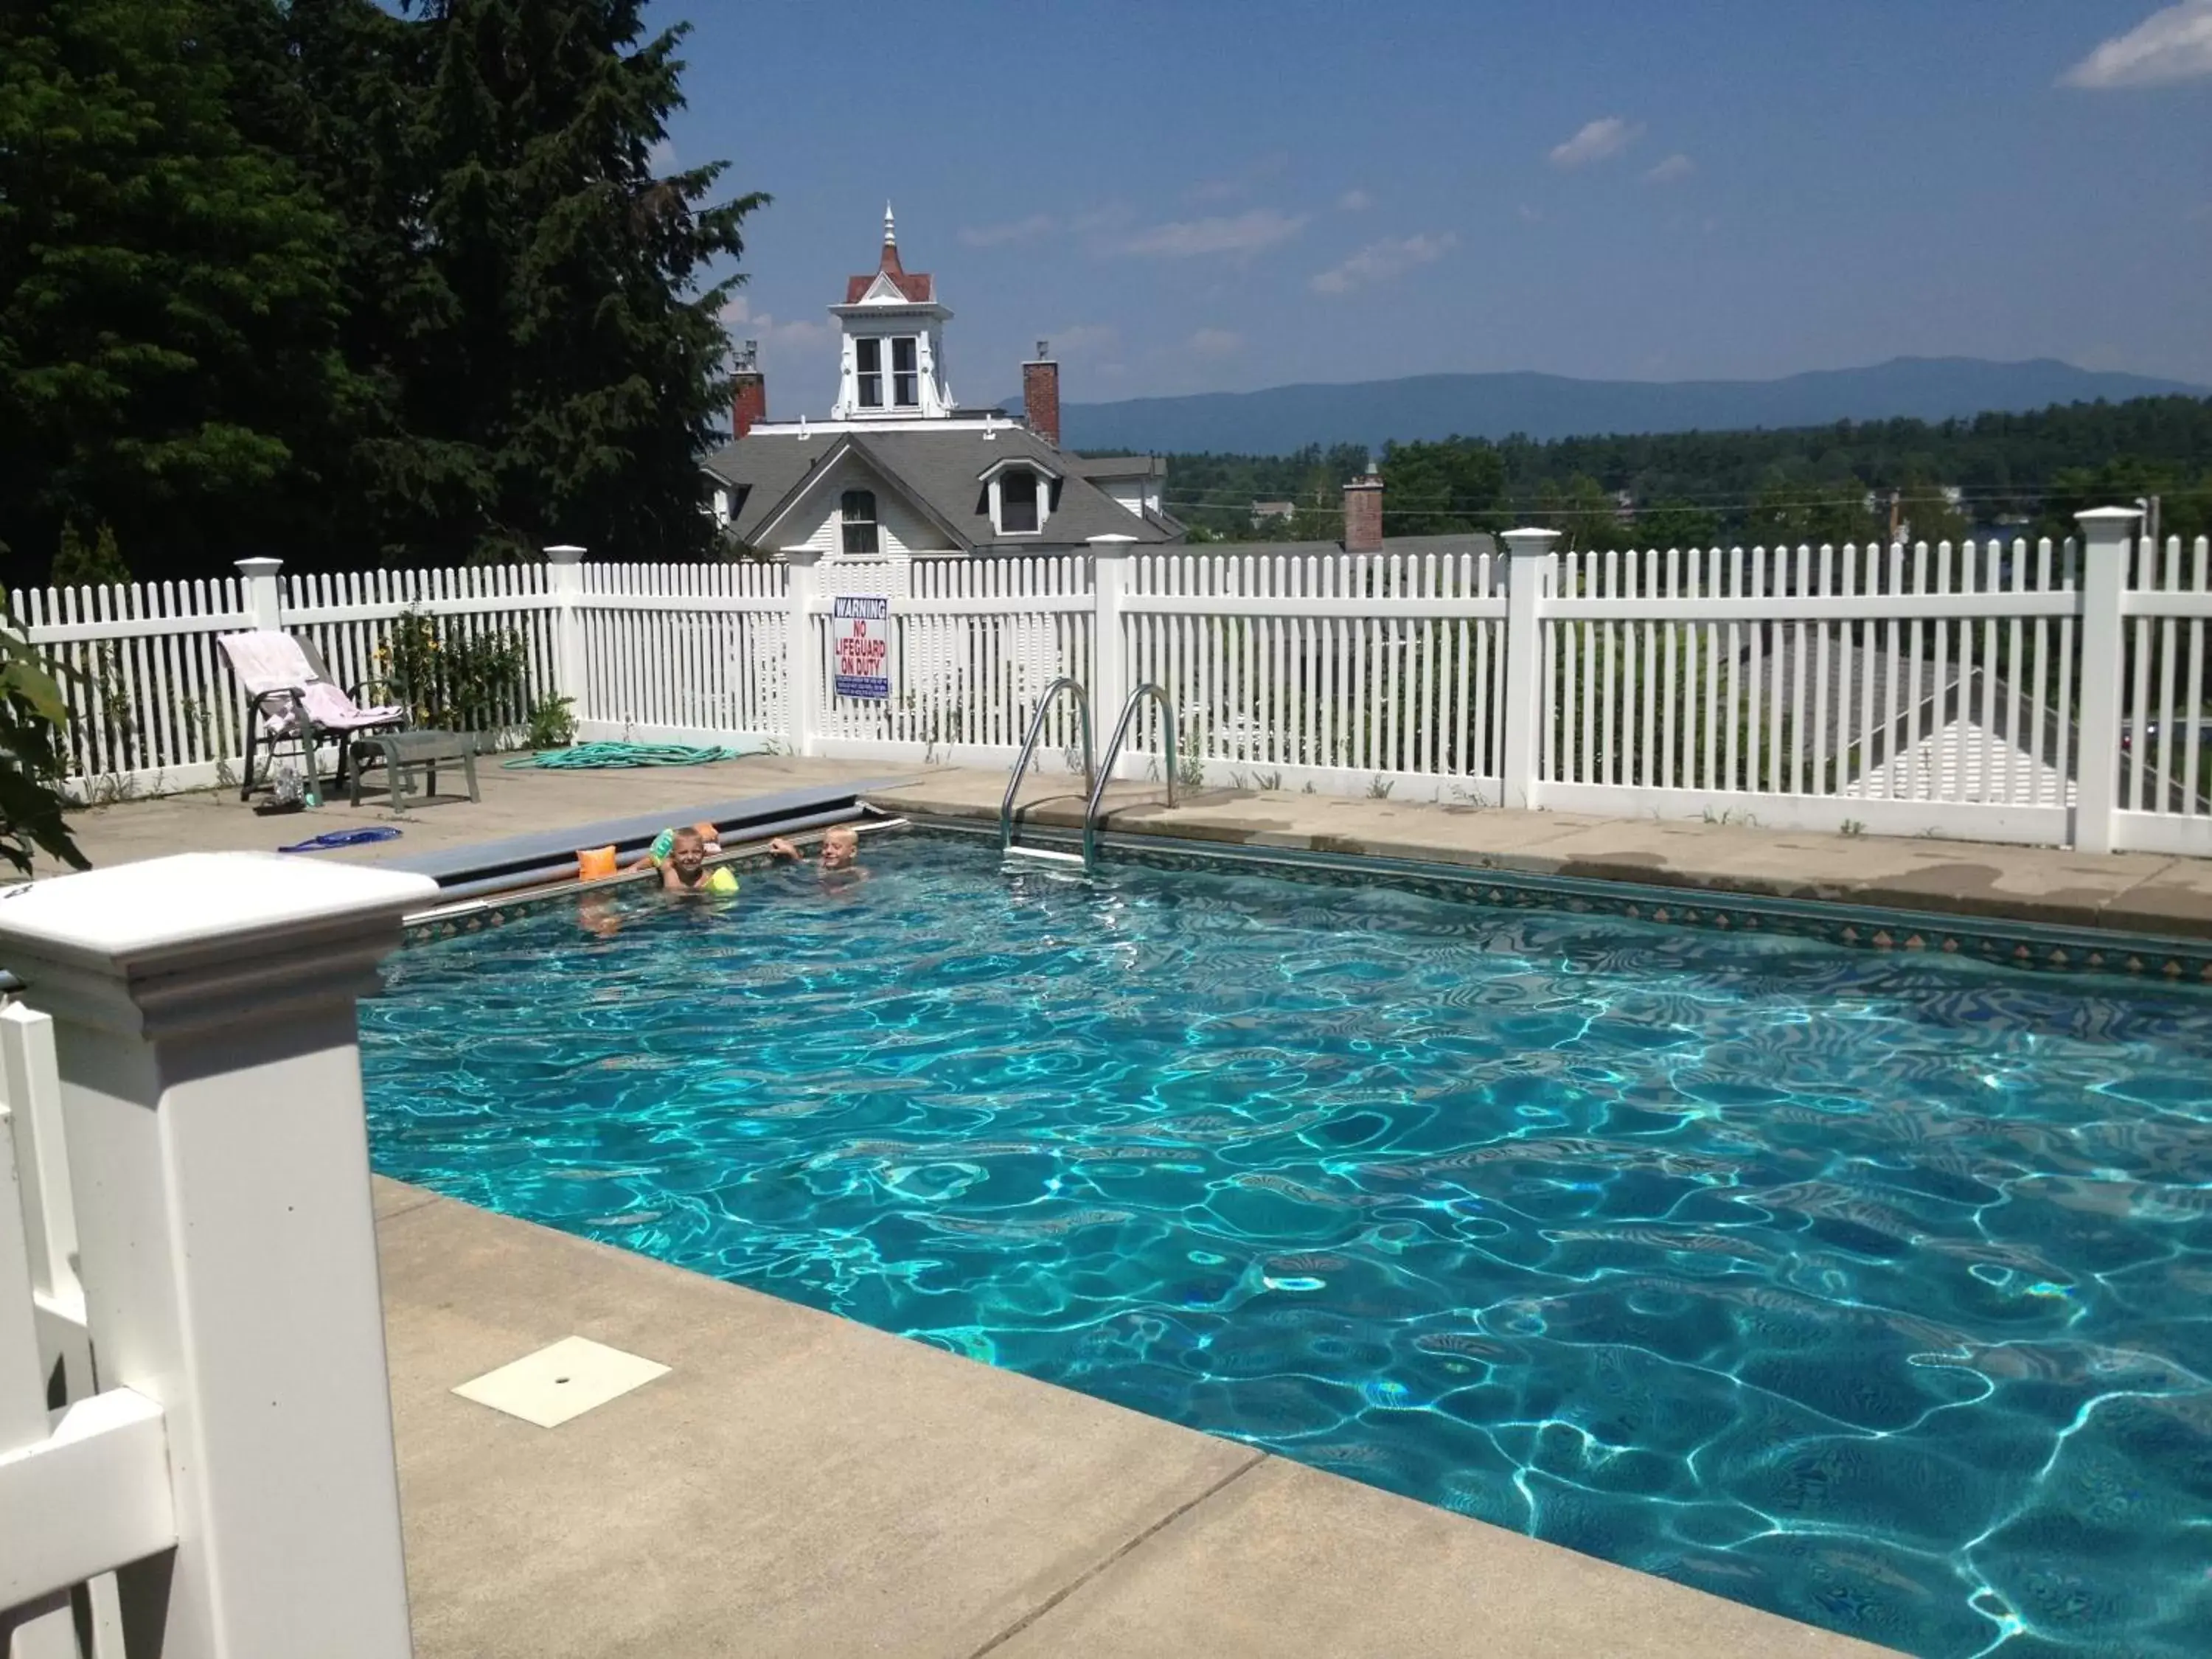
[363,836,2212,1659]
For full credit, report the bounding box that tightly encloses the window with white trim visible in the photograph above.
[891,336,919,407]
[841,489,879,554]
[855,338,883,408]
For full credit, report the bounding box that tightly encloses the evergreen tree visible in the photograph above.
[401,0,765,563]
[0,0,359,585]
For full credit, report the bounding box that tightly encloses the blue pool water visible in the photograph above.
[361,834,2212,1658]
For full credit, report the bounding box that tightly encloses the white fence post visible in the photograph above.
[1088,535,1135,774]
[2073,507,2140,855]
[0,852,437,1658]
[235,557,283,631]
[543,544,587,715]
[1499,527,1559,810]
[784,546,823,757]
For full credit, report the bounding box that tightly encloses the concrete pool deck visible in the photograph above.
[375,1175,1895,1658]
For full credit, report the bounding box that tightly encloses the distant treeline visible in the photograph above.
[1152,394,2212,549]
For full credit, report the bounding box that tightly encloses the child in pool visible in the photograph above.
[767,825,866,885]
[659,827,737,896]
[627,820,720,874]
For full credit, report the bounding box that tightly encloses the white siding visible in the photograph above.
[771,457,961,558]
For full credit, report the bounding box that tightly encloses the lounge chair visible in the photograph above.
[218,630,408,804]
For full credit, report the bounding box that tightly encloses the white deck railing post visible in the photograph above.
[0,1004,91,1399]
[0,852,437,1658]
[235,557,284,631]
[543,545,588,716]
[783,546,823,757]
[2072,507,2140,854]
[1499,528,1560,810]
[1087,535,1135,776]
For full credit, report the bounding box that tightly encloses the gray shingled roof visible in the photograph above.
[704,425,1174,551]
[700,437,827,545]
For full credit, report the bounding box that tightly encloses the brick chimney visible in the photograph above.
[1023,341,1060,448]
[731,338,766,440]
[1343,460,1384,552]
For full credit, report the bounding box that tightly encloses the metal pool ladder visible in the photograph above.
[1084,685,1178,870]
[1001,676,1093,871]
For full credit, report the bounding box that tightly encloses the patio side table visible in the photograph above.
[349,728,481,809]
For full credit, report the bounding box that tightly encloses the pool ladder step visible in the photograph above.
[999,679,1180,874]
[1002,844,1086,867]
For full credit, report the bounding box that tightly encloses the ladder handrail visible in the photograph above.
[1000,676,1093,854]
[1084,684,1178,869]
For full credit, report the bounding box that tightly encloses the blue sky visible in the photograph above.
[650,1,2212,408]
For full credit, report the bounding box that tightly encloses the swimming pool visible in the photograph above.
[361,832,2212,1658]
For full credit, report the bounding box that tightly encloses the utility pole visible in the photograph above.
[2137,495,2161,549]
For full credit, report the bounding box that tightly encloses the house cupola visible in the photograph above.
[830,204,956,420]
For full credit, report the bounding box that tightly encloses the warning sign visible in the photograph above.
[832,594,891,700]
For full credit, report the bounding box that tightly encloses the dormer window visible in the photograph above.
[855,339,883,408]
[999,469,1039,534]
[978,461,1055,537]
[891,337,919,407]
[841,489,879,554]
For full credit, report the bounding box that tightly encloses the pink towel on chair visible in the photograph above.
[218,630,406,734]
[299,681,407,731]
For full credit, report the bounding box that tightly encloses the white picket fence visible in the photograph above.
[6,508,2208,854]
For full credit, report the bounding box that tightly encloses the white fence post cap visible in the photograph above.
[1086,533,1139,545]
[542,544,587,563]
[234,557,284,576]
[0,853,436,1038]
[2074,507,2143,526]
[1500,527,1562,554]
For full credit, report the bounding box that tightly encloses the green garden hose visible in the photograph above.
[499,740,771,770]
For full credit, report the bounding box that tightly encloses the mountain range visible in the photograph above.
[1009,357,2208,456]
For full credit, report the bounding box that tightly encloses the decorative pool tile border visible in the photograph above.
[968,821,2212,989]
[402,821,2212,989]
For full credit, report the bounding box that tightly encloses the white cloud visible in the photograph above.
[959,214,1057,248]
[1116,208,1309,258]
[719,296,830,360]
[1189,328,1243,357]
[1516,204,1543,223]
[1310,232,1457,295]
[1049,324,1119,358]
[2062,1,2212,87]
[1548,116,1644,169]
[648,136,678,174]
[1645,153,1694,184]
[1337,187,1374,212]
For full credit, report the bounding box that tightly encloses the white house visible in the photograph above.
[703,208,1181,559]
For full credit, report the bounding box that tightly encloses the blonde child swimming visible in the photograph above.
[768,825,866,885]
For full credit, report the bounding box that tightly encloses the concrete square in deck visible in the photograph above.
[451,1335,669,1428]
